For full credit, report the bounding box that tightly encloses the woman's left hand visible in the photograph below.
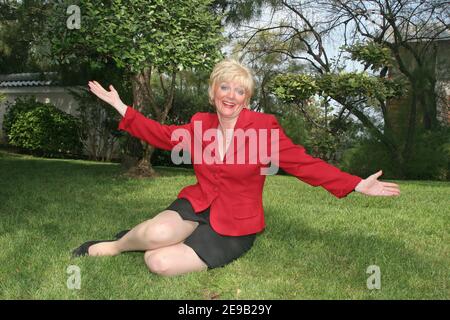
[354,170,400,196]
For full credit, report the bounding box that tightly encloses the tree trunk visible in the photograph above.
[421,78,438,130]
[402,82,418,167]
[123,69,158,178]
[125,143,157,178]
[122,68,177,178]
[343,101,406,178]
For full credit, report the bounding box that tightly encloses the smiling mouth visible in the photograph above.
[223,101,236,108]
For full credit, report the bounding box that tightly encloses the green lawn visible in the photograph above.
[0,150,448,299]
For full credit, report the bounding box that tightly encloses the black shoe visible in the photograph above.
[114,230,130,239]
[71,240,115,258]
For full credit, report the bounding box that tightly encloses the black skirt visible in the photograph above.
[166,198,257,269]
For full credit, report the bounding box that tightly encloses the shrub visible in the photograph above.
[2,97,44,140]
[403,127,450,180]
[7,103,82,157]
[341,127,450,181]
[70,88,122,161]
[340,138,397,179]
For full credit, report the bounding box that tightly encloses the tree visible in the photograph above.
[0,0,52,73]
[228,0,449,178]
[43,0,224,176]
[329,0,449,172]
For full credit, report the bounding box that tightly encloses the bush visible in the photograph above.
[70,88,122,161]
[2,97,43,140]
[403,127,450,180]
[340,138,397,179]
[341,127,450,181]
[7,102,82,157]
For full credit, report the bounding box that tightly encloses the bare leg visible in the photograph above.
[88,210,198,256]
[144,243,208,276]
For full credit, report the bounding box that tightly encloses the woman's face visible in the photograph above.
[214,81,247,119]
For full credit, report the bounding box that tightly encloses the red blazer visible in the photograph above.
[118,106,362,236]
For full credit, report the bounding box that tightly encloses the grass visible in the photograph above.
[0,149,448,299]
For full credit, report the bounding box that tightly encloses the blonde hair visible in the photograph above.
[208,59,255,108]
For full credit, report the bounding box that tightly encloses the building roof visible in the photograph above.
[0,72,58,88]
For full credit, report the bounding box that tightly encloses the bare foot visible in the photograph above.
[88,241,121,256]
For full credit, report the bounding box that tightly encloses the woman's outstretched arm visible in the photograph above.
[88,80,192,151]
[268,115,400,198]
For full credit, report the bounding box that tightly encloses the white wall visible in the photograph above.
[0,86,80,143]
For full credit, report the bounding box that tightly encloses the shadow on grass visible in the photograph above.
[0,151,194,179]
[251,208,444,298]
[0,152,189,239]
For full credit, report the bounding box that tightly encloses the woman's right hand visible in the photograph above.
[88,80,127,116]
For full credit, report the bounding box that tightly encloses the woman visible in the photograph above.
[73,59,400,276]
